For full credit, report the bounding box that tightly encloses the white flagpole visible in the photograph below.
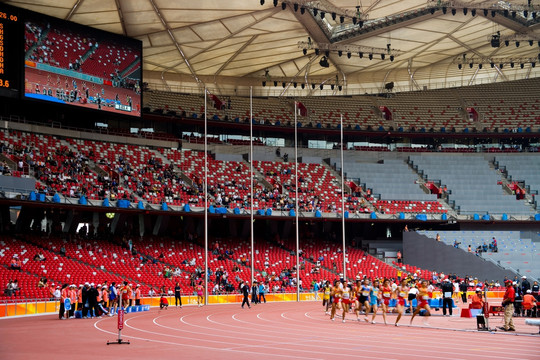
[295,102,300,301]
[204,88,208,305]
[341,114,346,281]
[250,87,255,286]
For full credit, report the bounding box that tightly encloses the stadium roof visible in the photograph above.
[8,0,540,94]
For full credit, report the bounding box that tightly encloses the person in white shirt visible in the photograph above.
[408,284,419,314]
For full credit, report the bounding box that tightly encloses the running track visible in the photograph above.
[1,302,538,360]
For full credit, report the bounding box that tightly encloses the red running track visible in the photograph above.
[1,302,538,360]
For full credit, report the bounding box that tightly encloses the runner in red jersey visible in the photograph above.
[341,283,352,323]
[379,279,392,325]
[410,280,432,325]
[394,279,409,326]
[330,280,342,322]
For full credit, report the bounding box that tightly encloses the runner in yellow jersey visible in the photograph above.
[322,281,332,315]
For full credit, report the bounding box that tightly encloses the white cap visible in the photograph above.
[85,282,90,286]
[136,284,140,287]
[522,276,526,279]
[90,282,95,286]
[526,289,532,293]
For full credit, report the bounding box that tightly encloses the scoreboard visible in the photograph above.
[0,5,21,98]
[0,3,142,118]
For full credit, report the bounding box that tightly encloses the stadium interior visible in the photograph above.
[0,0,539,308]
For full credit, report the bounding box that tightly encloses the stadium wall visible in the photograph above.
[403,231,517,282]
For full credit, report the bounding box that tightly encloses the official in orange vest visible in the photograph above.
[135,284,142,306]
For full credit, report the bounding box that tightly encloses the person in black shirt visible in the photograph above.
[174,282,182,308]
[441,279,454,316]
[241,281,250,309]
[459,280,468,303]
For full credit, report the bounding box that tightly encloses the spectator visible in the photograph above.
[10,255,21,270]
[4,280,14,296]
[532,281,539,300]
[521,276,531,294]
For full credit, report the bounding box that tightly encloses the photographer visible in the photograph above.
[498,280,516,332]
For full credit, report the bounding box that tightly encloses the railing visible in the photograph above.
[0,291,323,318]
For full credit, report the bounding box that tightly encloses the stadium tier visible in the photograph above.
[145,78,540,133]
[420,231,539,280]
[2,126,539,219]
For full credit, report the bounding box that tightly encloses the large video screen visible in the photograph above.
[21,6,142,117]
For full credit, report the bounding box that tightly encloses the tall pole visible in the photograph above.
[250,87,255,286]
[341,114,346,281]
[204,88,208,304]
[295,102,300,301]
